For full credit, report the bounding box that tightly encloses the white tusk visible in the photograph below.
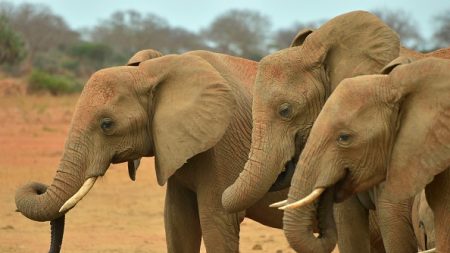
[269,199,288,208]
[59,177,97,213]
[279,188,325,210]
[418,248,436,253]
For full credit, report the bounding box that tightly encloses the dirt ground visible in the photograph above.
[0,94,306,253]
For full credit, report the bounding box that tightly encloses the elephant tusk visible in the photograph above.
[279,188,325,210]
[59,177,97,213]
[418,248,436,253]
[269,199,288,208]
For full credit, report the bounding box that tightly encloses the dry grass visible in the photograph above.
[0,94,307,252]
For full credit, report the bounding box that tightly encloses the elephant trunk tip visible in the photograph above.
[283,188,338,253]
[221,185,244,213]
[15,182,63,222]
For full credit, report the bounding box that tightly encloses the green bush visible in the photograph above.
[28,69,82,95]
[0,16,27,65]
[69,42,115,70]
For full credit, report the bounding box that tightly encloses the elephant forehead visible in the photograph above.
[259,47,309,79]
[82,67,137,104]
[82,80,116,105]
[73,91,114,128]
[258,61,288,81]
[73,68,135,127]
[332,77,379,107]
[321,88,375,127]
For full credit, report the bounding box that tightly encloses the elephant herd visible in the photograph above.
[14,10,449,253]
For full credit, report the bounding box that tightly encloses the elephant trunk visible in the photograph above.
[15,142,87,222]
[222,119,283,212]
[283,179,337,253]
[49,214,65,253]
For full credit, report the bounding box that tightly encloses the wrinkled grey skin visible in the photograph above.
[412,191,435,251]
[15,49,288,253]
[222,10,448,253]
[284,57,450,252]
[222,11,402,253]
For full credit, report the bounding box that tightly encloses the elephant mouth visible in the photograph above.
[310,168,354,204]
[315,187,335,236]
[333,168,357,203]
[269,135,305,192]
[269,157,298,192]
[112,152,143,181]
[280,168,354,210]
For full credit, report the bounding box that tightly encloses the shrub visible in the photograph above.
[28,69,82,95]
[0,16,27,65]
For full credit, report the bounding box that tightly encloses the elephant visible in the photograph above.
[412,191,435,251]
[278,56,450,252]
[18,50,165,253]
[220,10,402,253]
[15,49,288,253]
[221,10,450,214]
[221,10,450,253]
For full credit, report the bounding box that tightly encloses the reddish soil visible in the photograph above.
[0,94,307,252]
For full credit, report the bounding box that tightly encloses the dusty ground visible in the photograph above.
[0,94,312,252]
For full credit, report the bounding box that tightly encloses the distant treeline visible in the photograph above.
[0,2,449,94]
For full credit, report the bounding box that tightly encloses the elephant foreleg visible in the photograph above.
[425,169,450,253]
[165,177,201,253]
[377,196,417,253]
[368,210,387,253]
[334,195,372,253]
[197,189,244,253]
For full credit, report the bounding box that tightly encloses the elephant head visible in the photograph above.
[15,51,236,222]
[222,10,400,218]
[280,57,450,252]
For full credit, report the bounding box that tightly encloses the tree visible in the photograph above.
[202,9,271,60]
[0,2,79,58]
[372,8,424,50]
[68,42,113,76]
[0,16,26,65]
[432,9,450,48]
[87,10,207,59]
[165,27,211,54]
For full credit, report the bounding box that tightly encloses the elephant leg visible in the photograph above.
[165,177,201,253]
[412,191,436,250]
[197,189,244,253]
[376,196,417,253]
[368,210,386,253]
[334,195,371,253]
[425,169,450,252]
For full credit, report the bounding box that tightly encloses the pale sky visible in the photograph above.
[9,0,450,40]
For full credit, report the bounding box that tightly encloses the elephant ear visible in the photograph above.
[151,55,236,185]
[382,59,450,201]
[127,49,163,66]
[126,49,163,181]
[380,56,416,74]
[290,28,314,47]
[304,11,400,89]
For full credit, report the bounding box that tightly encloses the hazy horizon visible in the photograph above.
[8,0,450,40]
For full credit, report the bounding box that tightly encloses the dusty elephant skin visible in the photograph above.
[221,10,450,253]
[284,57,450,252]
[15,49,288,253]
[14,182,65,253]
[222,10,404,253]
[412,191,436,251]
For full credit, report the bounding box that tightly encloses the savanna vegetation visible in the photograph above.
[0,2,449,95]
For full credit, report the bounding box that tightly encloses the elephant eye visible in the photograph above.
[337,133,352,145]
[278,103,293,120]
[100,118,114,132]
